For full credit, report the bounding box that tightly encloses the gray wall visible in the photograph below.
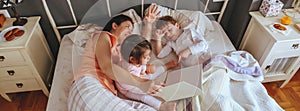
[221,0,294,49]
[12,0,99,59]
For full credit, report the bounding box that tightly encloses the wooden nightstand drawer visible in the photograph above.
[273,42,300,53]
[0,66,33,80]
[0,79,40,93]
[0,51,26,67]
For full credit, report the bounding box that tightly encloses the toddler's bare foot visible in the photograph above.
[159,102,176,111]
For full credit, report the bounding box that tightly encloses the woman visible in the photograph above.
[68,5,166,111]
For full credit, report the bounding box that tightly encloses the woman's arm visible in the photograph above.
[95,32,158,92]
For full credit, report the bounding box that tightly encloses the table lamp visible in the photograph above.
[0,0,27,26]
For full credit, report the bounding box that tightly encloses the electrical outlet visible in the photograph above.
[0,9,10,18]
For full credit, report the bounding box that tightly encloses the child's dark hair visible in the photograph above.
[103,14,133,32]
[121,34,152,64]
[156,15,177,29]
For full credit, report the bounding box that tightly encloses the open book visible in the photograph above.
[153,64,203,102]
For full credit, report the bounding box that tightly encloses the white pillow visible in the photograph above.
[145,4,215,35]
[68,23,103,48]
[68,9,143,48]
[174,10,215,35]
[117,9,142,35]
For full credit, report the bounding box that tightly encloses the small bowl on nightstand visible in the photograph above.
[0,26,26,43]
[280,16,291,25]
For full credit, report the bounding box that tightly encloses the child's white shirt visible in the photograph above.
[158,27,209,66]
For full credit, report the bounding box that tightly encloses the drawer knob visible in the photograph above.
[265,65,271,71]
[7,70,15,76]
[292,44,299,49]
[0,56,5,62]
[16,83,23,88]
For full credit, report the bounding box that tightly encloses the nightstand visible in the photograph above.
[239,10,300,88]
[0,16,54,101]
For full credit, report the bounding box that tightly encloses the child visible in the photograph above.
[115,34,178,111]
[154,15,209,66]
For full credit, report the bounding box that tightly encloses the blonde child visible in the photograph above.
[155,16,209,66]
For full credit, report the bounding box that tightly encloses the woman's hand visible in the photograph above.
[147,81,166,95]
[144,4,160,24]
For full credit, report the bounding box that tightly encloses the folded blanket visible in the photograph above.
[203,51,264,82]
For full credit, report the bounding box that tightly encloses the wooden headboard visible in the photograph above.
[42,0,229,43]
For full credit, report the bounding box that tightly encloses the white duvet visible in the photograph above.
[198,51,283,111]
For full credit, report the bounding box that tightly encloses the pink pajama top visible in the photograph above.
[73,31,118,95]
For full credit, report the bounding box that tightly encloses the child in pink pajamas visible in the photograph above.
[115,34,178,110]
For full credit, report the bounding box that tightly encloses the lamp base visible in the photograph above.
[13,18,27,26]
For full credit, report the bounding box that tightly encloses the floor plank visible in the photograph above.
[263,69,300,111]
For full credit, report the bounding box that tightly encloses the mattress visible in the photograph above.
[46,37,74,111]
[206,21,236,55]
[46,21,235,111]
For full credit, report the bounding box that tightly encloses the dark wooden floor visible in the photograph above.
[263,70,300,111]
[0,90,47,111]
[0,70,299,111]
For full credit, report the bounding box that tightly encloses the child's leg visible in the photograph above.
[140,94,162,110]
[120,89,162,110]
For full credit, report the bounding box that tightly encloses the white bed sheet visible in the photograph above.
[206,21,236,55]
[46,21,235,111]
[46,37,74,111]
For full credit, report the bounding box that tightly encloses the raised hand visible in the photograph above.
[142,4,161,42]
[144,4,160,24]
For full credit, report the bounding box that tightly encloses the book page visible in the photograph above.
[165,65,202,89]
[153,64,203,102]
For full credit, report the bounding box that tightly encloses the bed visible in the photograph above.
[42,0,283,111]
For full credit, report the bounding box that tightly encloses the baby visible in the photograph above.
[115,34,178,110]
[154,15,210,66]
